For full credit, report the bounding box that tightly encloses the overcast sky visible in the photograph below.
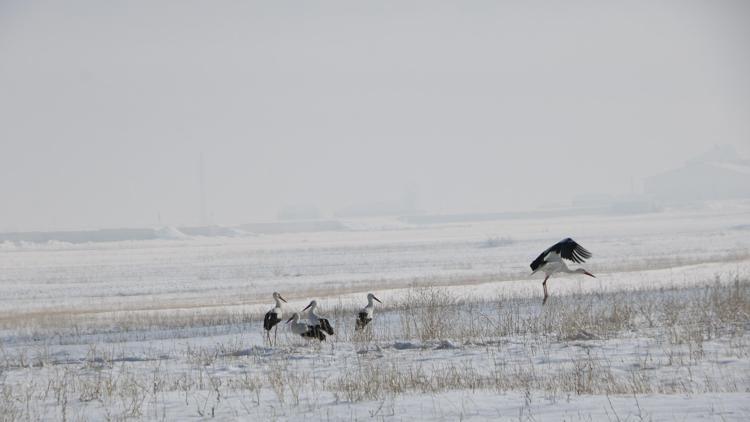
[1,0,748,231]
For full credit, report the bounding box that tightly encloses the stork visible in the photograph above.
[263,292,287,346]
[355,293,382,330]
[286,312,326,341]
[530,238,595,305]
[301,300,334,336]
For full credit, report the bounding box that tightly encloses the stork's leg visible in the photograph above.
[266,330,271,346]
[273,325,278,346]
[542,275,550,305]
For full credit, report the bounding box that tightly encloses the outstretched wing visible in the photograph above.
[555,238,592,264]
[530,238,592,271]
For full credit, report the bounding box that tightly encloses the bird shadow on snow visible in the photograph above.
[222,346,276,358]
[221,344,330,359]
[49,355,171,367]
[386,340,461,351]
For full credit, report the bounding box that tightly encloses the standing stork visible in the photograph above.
[530,238,595,305]
[263,292,287,346]
[355,293,382,330]
[286,313,326,341]
[302,300,334,336]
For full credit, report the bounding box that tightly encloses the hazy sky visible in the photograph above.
[1,0,749,231]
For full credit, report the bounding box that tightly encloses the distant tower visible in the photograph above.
[199,153,208,226]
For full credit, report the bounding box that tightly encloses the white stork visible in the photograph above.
[263,292,287,345]
[530,238,595,304]
[286,312,326,341]
[355,293,382,330]
[301,300,334,336]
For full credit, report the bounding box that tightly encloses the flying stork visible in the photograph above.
[263,292,287,346]
[355,293,382,331]
[286,312,326,341]
[302,300,334,336]
[530,238,595,305]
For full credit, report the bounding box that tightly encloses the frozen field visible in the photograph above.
[0,201,749,421]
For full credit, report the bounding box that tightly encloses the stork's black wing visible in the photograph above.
[355,311,371,330]
[530,238,592,271]
[319,318,335,335]
[263,310,281,331]
[301,325,326,341]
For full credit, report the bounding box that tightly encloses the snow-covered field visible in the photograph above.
[1,201,749,421]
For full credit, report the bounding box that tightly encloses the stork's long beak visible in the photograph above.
[302,302,312,311]
[373,296,382,304]
[286,316,294,323]
[279,295,287,303]
[584,270,596,278]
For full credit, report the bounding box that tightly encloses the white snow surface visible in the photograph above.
[0,201,749,420]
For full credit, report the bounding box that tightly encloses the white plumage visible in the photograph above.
[530,238,595,304]
[263,292,287,345]
[302,300,334,335]
[355,293,382,330]
[286,312,326,341]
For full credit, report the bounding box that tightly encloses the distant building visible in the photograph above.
[644,145,750,202]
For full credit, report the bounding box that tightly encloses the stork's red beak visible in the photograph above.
[279,295,287,303]
[302,303,312,311]
[373,296,382,304]
[584,270,596,278]
[286,316,294,323]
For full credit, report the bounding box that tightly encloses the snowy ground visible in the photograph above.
[0,201,749,420]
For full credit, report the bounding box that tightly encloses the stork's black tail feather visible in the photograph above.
[319,319,335,335]
[302,325,326,341]
[263,311,281,331]
[355,311,371,331]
